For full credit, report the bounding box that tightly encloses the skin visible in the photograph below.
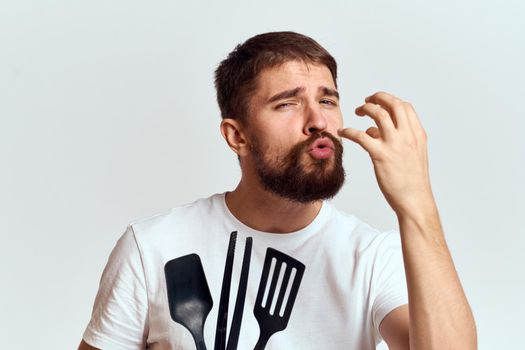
[221,61,344,233]
[79,60,477,350]
[340,92,478,349]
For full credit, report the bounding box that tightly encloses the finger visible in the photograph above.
[338,127,380,153]
[355,103,395,139]
[365,91,409,130]
[403,102,427,140]
[365,126,381,139]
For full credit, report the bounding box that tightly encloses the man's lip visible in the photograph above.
[307,137,335,159]
[308,137,335,151]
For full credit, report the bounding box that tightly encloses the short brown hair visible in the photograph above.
[214,31,338,124]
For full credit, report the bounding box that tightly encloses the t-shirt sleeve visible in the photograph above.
[82,226,149,350]
[370,230,408,344]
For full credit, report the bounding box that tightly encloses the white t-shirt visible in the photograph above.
[83,193,408,349]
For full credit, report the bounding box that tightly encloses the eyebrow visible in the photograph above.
[267,86,339,104]
[321,86,340,100]
[267,87,305,103]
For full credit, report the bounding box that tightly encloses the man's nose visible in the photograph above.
[303,103,328,135]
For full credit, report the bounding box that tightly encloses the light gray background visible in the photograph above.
[1,0,524,349]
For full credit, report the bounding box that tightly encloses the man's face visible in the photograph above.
[244,60,345,203]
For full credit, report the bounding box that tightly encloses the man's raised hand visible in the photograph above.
[338,91,434,217]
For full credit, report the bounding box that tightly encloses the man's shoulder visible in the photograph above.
[328,202,379,233]
[128,192,225,237]
[328,202,399,247]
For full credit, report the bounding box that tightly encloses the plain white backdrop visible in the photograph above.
[1,0,524,349]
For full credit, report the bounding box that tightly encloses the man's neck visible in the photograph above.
[225,178,322,234]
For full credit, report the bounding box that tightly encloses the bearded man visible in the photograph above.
[78,31,477,350]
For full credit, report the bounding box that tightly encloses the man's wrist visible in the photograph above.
[393,188,437,218]
[394,191,443,237]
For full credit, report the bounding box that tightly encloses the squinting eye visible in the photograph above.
[320,99,337,106]
[275,102,296,110]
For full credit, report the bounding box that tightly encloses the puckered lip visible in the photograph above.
[308,137,335,151]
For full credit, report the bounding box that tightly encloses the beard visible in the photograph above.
[250,131,345,203]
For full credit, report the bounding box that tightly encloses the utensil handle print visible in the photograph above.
[253,332,271,350]
[215,231,237,350]
[226,237,253,350]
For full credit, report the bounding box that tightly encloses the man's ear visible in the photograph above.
[220,118,250,157]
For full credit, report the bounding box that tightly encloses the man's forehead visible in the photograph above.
[256,60,336,94]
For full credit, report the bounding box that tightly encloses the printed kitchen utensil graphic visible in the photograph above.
[164,236,304,350]
[226,235,252,350]
[215,231,254,350]
[165,254,213,350]
[253,248,306,350]
[214,232,237,350]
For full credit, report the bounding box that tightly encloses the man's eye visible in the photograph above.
[320,99,337,106]
[276,102,295,109]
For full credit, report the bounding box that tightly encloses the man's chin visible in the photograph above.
[272,171,345,203]
[277,186,343,204]
[301,156,336,175]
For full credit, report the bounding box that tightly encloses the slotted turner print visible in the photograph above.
[253,248,305,350]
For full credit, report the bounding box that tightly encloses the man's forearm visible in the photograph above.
[397,197,477,350]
